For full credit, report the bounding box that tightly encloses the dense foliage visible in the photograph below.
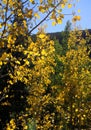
[0,0,91,130]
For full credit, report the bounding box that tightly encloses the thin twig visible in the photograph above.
[0,94,5,102]
[0,73,9,79]
[22,0,28,5]
[28,0,63,34]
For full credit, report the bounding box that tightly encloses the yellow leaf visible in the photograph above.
[41,49,47,56]
[8,35,12,44]
[40,0,43,3]
[61,4,65,8]
[24,125,28,130]
[63,0,67,2]
[72,15,81,22]
[38,6,45,13]
[30,0,35,4]
[75,108,78,112]
[17,71,20,76]
[0,61,2,66]
[0,23,2,28]
[52,21,56,26]
[68,4,72,8]
[83,115,86,117]
[57,18,62,24]
[9,80,13,85]
[56,9,62,13]
[72,104,75,108]
[18,12,22,17]
[81,117,84,120]
[23,20,27,27]
[26,60,30,65]
[0,41,4,47]
[78,9,81,13]
[77,15,81,20]
[28,9,33,15]
[15,61,20,64]
[38,34,45,39]
[34,13,40,19]
[6,95,8,98]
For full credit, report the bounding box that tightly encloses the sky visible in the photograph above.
[37,0,91,33]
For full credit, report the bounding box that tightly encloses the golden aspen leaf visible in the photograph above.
[61,4,65,8]
[18,13,22,17]
[41,56,44,59]
[9,80,13,85]
[72,15,81,22]
[50,12,56,20]
[72,104,75,108]
[15,61,20,64]
[38,6,45,13]
[2,0,7,4]
[77,15,81,20]
[0,23,2,28]
[38,5,42,11]
[23,20,27,27]
[52,21,56,26]
[30,0,35,4]
[13,22,17,27]
[2,52,7,59]
[81,117,84,120]
[57,18,62,24]
[75,95,78,97]
[26,9,32,18]
[34,13,40,19]
[41,50,47,56]
[17,71,20,75]
[0,61,2,65]
[38,34,45,39]
[83,115,86,117]
[0,41,4,47]
[40,0,43,3]
[75,108,78,112]
[24,125,28,129]
[78,9,81,13]
[63,0,67,2]
[56,9,62,13]
[9,73,13,78]
[68,4,72,8]
[26,60,30,65]
[8,35,12,44]
[6,95,8,98]
[29,9,33,15]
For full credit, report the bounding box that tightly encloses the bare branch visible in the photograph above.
[28,1,63,34]
[0,73,9,79]
[22,0,29,5]
[0,94,6,102]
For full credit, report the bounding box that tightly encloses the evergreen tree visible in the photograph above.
[61,20,72,55]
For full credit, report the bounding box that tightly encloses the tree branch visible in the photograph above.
[22,0,29,5]
[0,73,9,79]
[0,94,5,102]
[28,0,63,34]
